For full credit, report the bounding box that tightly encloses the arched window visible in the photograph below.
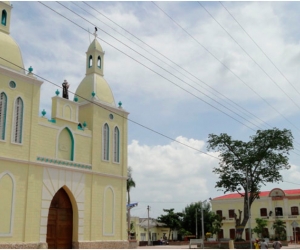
[103,123,109,161]
[89,55,93,68]
[1,10,7,26]
[0,92,7,140]
[97,56,101,68]
[13,97,23,143]
[113,127,120,163]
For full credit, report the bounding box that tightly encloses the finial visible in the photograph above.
[74,96,78,102]
[83,121,87,128]
[55,89,60,96]
[92,91,96,97]
[118,101,122,108]
[28,66,33,73]
[41,109,46,117]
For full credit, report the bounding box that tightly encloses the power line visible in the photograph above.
[47,1,266,131]
[34,1,300,156]
[219,1,300,97]
[151,1,300,134]
[198,1,300,112]
[77,1,300,152]
[6,2,300,158]
[0,55,220,160]
[80,1,272,130]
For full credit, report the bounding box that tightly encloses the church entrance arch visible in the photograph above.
[46,187,73,249]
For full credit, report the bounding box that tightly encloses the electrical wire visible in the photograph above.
[198,1,300,112]
[151,1,300,134]
[219,1,300,97]
[43,1,266,131]
[80,1,272,130]
[0,55,221,160]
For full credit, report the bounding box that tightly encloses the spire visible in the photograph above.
[0,1,12,34]
[86,28,104,76]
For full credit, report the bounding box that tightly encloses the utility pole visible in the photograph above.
[246,168,252,249]
[196,208,198,239]
[147,205,150,246]
[201,202,205,249]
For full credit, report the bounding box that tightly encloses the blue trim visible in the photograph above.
[19,98,23,143]
[103,123,109,160]
[59,127,74,161]
[0,92,7,140]
[114,127,120,162]
[1,10,7,26]
[36,157,91,170]
[14,97,23,143]
[48,118,56,123]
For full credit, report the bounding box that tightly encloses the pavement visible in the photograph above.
[137,243,300,249]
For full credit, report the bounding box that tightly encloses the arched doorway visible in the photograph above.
[46,188,73,249]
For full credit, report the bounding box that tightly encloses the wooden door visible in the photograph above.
[46,188,73,249]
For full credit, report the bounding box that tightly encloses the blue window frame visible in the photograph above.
[113,127,120,163]
[14,97,23,143]
[103,123,109,160]
[0,92,7,140]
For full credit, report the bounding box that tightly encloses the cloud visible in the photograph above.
[128,136,220,218]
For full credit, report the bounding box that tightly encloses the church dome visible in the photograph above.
[75,74,116,106]
[0,1,25,73]
[0,32,24,73]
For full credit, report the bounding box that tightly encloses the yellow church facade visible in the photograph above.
[0,1,129,248]
[211,188,300,242]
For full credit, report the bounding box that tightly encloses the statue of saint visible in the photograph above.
[62,80,70,99]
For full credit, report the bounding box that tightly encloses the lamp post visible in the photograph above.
[246,167,252,248]
[200,200,207,249]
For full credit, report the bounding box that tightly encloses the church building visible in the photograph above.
[0,1,129,248]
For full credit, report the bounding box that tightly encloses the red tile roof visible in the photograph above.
[213,189,300,200]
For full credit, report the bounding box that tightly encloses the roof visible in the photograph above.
[0,26,25,74]
[213,188,300,200]
[138,218,167,229]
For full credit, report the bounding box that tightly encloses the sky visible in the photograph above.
[7,1,300,219]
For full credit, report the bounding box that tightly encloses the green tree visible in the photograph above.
[253,218,268,238]
[127,166,136,239]
[181,202,216,239]
[207,128,293,239]
[127,166,136,205]
[157,208,183,240]
[211,215,223,241]
[272,219,286,240]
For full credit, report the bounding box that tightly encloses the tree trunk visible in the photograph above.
[235,195,252,239]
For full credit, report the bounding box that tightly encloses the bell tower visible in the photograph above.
[86,31,105,76]
[0,1,12,35]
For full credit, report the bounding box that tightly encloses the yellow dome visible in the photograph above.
[0,32,24,73]
[75,74,116,106]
